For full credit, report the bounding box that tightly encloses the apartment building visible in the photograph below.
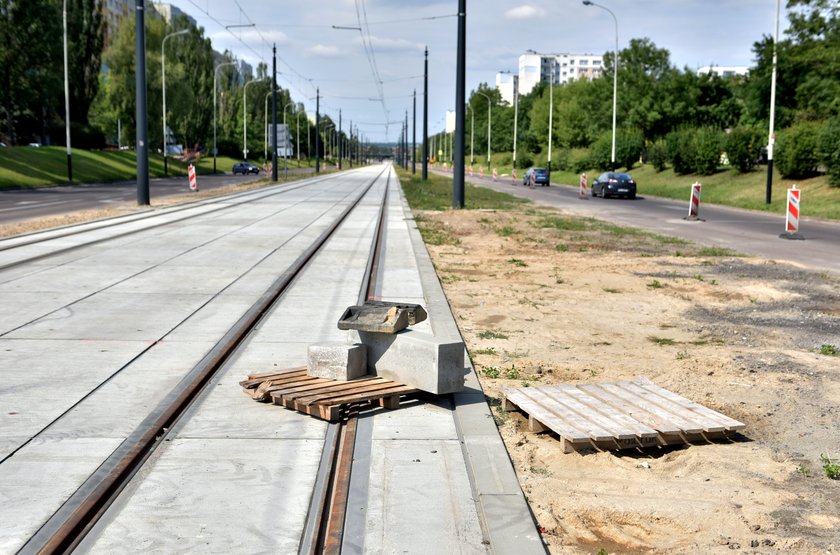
[516,50,604,95]
[495,71,518,105]
[697,65,749,78]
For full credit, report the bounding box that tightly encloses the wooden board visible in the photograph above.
[502,377,745,453]
[240,366,417,421]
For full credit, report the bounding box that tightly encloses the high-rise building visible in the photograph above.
[152,3,197,27]
[102,0,135,44]
[517,50,604,95]
[697,66,749,78]
[495,72,518,106]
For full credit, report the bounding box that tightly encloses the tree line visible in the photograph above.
[0,0,347,162]
[442,0,839,184]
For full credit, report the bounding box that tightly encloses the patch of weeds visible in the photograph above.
[797,465,811,477]
[648,336,677,346]
[530,466,551,476]
[602,287,621,294]
[439,273,462,284]
[820,454,840,479]
[819,344,839,356]
[492,406,508,426]
[659,323,676,329]
[503,350,529,359]
[508,258,528,267]
[647,279,665,289]
[593,341,612,346]
[504,365,521,379]
[708,279,718,285]
[697,246,741,257]
[690,337,725,346]
[496,225,518,237]
[477,217,492,225]
[414,217,461,246]
[675,250,683,257]
[596,549,608,555]
[555,243,569,252]
[518,298,539,308]
[473,347,497,356]
[585,368,599,377]
[533,215,593,232]
[482,366,501,379]
[693,274,705,282]
[675,351,690,360]
[478,329,508,340]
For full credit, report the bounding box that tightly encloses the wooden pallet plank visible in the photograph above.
[618,381,725,433]
[296,382,407,407]
[241,367,307,385]
[630,377,745,431]
[505,387,614,442]
[551,384,657,439]
[280,378,392,404]
[317,386,417,421]
[599,382,703,434]
[502,388,594,442]
[273,376,384,398]
[537,386,639,440]
[576,383,668,437]
[255,376,323,400]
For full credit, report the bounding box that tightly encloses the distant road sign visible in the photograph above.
[269,124,294,157]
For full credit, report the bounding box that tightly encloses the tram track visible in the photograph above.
[11,166,391,554]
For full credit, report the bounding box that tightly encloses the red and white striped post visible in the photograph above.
[782,184,804,239]
[686,181,701,220]
[492,168,498,181]
[188,164,198,192]
[579,173,588,199]
[511,168,517,184]
[529,170,535,188]
[479,166,483,178]
[469,165,474,177]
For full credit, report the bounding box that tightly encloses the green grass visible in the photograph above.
[819,344,839,356]
[478,329,509,340]
[398,167,527,211]
[0,146,288,189]
[821,454,840,479]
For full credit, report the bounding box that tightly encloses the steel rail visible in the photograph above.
[299,167,392,555]
[18,166,389,555]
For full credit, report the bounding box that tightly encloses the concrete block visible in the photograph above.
[307,342,367,381]
[356,329,465,394]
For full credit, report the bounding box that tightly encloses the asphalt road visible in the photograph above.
[0,167,315,225]
[459,171,840,276]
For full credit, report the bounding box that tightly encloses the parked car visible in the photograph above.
[591,172,637,199]
[522,167,550,187]
[232,162,260,175]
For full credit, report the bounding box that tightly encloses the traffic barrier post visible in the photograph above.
[512,168,517,184]
[492,168,498,181]
[781,184,805,240]
[579,173,588,199]
[684,182,702,220]
[188,164,198,192]
[479,167,483,178]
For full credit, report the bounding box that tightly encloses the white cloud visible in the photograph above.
[504,5,545,20]
[308,44,343,57]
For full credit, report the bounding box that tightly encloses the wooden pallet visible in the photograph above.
[240,367,417,421]
[502,377,745,453]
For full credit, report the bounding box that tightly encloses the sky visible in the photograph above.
[163,0,788,143]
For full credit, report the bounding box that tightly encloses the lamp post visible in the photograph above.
[476,91,492,169]
[162,28,189,176]
[297,110,305,165]
[466,103,474,164]
[264,87,280,162]
[62,0,72,182]
[324,123,335,160]
[548,58,554,176]
[583,0,618,171]
[766,0,781,205]
[213,60,237,174]
[513,84,519,173]
[282,100,295,177]
[242,77,267,160]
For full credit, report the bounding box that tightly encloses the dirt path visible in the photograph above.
[415,205,840,554]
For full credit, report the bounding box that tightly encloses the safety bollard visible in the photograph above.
[492,168,498,181]
[512,168,517,185]
[684,182,702,220]
[188,164,198,192]
[579,173,589,199]
[780,184,805,240]
[479,167,483,178]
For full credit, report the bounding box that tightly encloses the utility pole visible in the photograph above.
[315,88,320,173]
[271,44,277,181]
[513,85,518,174]
[422,47,429,181]
[766,0,781,205]
[412,90,417,174]
[453,0,467,208]
[135,0,150,205]
[62,0,72,183]
[349,123,353,168]
[338,109,343,170]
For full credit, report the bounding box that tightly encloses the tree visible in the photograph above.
[67,0,105,125]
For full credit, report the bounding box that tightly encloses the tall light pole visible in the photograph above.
[412,90,417,174]
[468,104,474,164]
[548,58,554,176]
[282,100,295,177]
[422,47,429,180]
[162,28,189,176]
[264,87,280,162]
[476,90,492,170]
[213,60,236,174]
[584,0,618,171]
[512,83,519,173]
[242,77,267,160]
[62,0,72,182]
[135,0,150,205]
[766,0,781,205]
[338,109,343,170]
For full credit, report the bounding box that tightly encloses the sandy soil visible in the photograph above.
[416,205,840,554]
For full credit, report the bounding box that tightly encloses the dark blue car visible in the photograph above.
[523,167,550,187]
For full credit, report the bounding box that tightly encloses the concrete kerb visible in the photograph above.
[395,181,546,553]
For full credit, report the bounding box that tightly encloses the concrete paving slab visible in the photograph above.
[0,291,90,333]
[82,438,323,554]
[364,439,487,554]
[478,494,546,554]
[162,295,260,341]
[106,264,247,295]
[0,263,149,294]
[370,399,459,441]
[0,437,123,554]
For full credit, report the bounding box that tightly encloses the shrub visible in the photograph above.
[693,127,723,175]
[726,127,764,173]
[666,128,696,175]
[647,139,668,172]
[776,122,821,178]
[568,148,592,173]
[590,131,613,171]
[818,117,840,187]
[616,128,644,170]
[550,148,570,171]
[515,154,533,168]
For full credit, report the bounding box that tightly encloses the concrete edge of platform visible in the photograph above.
[395,178,547,554]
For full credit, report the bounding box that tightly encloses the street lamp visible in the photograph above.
[242,77,267,160]
[476,91,492,169]
[583,0,618,170]
[162,28,189,176]
[213,60,237,174]
[548,58,555,175]
[324,124,335,159]
[466,103,474,164]
[264,87,280,162]
[62,0,72,182]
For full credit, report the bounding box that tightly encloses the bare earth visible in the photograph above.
[416,204,840,554]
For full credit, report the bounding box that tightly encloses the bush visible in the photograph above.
[550,148,570,171]
[666,128,695,175]
[568,148,592,174]
[590,131,613,171]
[776,122,821,178]
[616,128,644,170]
[818,117,840,187]
[726,127,764,173]
[647,139,668,172]
[514,154,533,169]
[692,127,723,175]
